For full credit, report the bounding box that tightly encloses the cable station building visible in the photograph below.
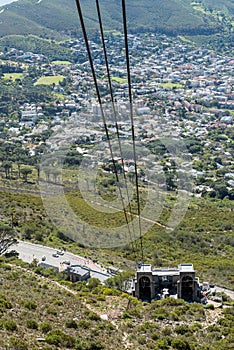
[132,263,201,302]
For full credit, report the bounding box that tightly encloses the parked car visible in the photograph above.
[42,256,46,261]
[57,250,64,255]
[52,253,59,258]
[62,260,70,265]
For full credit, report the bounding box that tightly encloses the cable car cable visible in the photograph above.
[95,0,138,254]
[122,0,144,263]
[75,0,136,258]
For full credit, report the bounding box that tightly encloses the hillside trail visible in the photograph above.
[10,264,233,349]
[11,264,131,349]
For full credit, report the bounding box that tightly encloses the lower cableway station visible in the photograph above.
[133,263,201,302]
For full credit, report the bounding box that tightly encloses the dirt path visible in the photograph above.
[11,264,130,349]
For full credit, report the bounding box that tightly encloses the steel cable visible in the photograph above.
[75,0,137,258]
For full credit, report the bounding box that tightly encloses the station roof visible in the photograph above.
[179,264,194,272]
[137,263,194,276]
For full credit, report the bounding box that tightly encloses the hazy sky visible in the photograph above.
[0,0,18,6]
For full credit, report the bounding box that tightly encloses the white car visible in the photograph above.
[57,250,64,255]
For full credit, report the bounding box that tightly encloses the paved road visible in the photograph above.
[9,242,234,299]
[216,286,234,300]
[10,241,111,282]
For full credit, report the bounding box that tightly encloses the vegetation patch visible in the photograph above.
[111,76,128,84]
[34,75,65,86]
[0,35,74,61]
[0,260,233,350]
[178,36,195,44]
[3,73,23,81]
[158,82,184,89]
[52,60,72,65]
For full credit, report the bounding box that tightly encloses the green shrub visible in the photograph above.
[9,337,28,350]
[0,295,12,310]
[35,232,43,241]
[155,338,169,349]
[190,322,202,332]
[122,311,132,319]
[138,321,159,332]
[45,329,75,348]
[170,312,179,321]
[26,319,38,329]
[137,336,146,345]
[128,306,142,318]
[46,306,57,315]
[7,271,19,280]
[88,278,101,290]
[172,337,191,350]
[65,319,78,329]
[87,297,97,304]
[23,300,37,310]
[154,312,167,320]
[151,332,159,340]
[40,321,52,334]
[175,324,191,335]
[1,264,11,270]
[75,339,89,350]
[102,287,120,296]
[223,306,234,315]
[204,303,215,310]
[4,319,18,331]
[218,292,231,303]
[86,311,101,321]
[77,320,91,329]
[218,317,233,327]
[87,340,106,350]
[162,327,172,336]
[160,298,186,307]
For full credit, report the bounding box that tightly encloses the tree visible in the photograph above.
[35,164,40,180]
[51,169,61,183]
[21,167,32,182]
[2,161,12,178]
[0,224,17,255]
[105,270,135,291]
[166,174,177,191]
[214,183,229,199]
[87,278,101,290]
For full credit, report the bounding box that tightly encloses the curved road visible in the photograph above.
[8,241,234,299]
[215,286,234,300]
[10,241,111,283]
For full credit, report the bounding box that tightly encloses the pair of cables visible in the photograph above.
[74,0,144,263]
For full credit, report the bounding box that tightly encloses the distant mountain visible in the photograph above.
[0,0,233,38]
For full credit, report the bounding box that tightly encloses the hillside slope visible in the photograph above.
[0,0,233,38]
[0,259,233,350]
